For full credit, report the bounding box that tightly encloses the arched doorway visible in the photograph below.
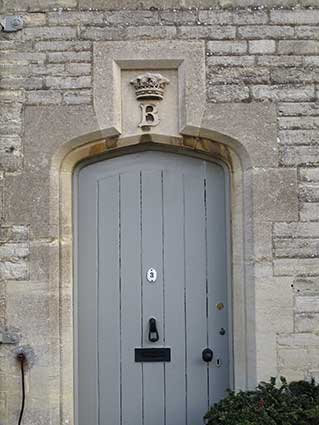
[74,150,232,425]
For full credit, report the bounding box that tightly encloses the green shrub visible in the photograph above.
[204,377,319,425]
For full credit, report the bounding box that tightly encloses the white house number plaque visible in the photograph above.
[147,268,157,283]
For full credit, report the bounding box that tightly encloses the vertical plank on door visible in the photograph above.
[163,170,187,425]
[206,164,230,404]
[184,168,208,425]
[142,170,165,425]
[78,169,99,425]
[98,176,121,425]
[121,172,143,425]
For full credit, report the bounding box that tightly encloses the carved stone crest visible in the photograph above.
[130,73,170,100]
[130,73,170,130]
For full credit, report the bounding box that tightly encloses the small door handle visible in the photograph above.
[202,348,213,362]
[148,317,159,342]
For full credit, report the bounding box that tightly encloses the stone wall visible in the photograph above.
[1,1,319,424]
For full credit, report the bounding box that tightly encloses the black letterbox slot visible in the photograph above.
[135,348,171,362]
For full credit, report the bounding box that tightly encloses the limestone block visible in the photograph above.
[6,282,50,345]
[26,90,62,105]
[0,135,23,172]
[249,40,276,54]
[23,26,77,41]
[274,238,319,258]
[48,11,105,25]
[207,85,250,103]
[274,259,319,276]
[232,10,269,25]
[46,76,91,90]
[208,67,270,85]
[0,0,77,11]
[280,146,319,167]
[280,116,319,130]
[198,10,233,25]
[29,241,58,283]
[300,167,319,182]
[106,10,159,25]
[278,333,319,347]
[279,40,319,55]
[297,27,319,40]
[295,313,319,332]
[301,203,319,221]
[293,277,319,295]
[255,276,294,381]
[278,348,308,369]
[47,51,91,63]
[238,25,294,39]
[4,172,51,238]
[296,296,319,313]
[279,130,319,145]
[126,26,177,39]
[207,41,247,55]
[0,225,28,243]
[274,222,319,238]
[62,90,92,105]
[201,102,278,167]
[253,168,298,221]
[178,26,236,41]
[257,56,304,67]
[252,85,315,102]
[0,261,28,281]
[300,183,319,202]
[35,40,91,51]
[254,222,273,261]
[271,9,319,24]
[207,56,254,66]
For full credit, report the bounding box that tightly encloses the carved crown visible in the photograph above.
[130,73,170,100]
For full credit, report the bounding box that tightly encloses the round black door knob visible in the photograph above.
[202,348,213,362]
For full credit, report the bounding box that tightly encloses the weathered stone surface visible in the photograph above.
[300,168,319,182]
[278,130,319,145]
[296,296,319,313]
[207,84,250,102]
[253,168,298,222]
[23,26,77,41]
[207,55,254,67]
[249,40,276,54]
[46,76,91,89]
[238,25,294,39]
[208,66,270,85]
[271,9,319,25]
[177,25,236,40]
[279,40,319,55]
[296,313,319,332]
[274,222,319,238]
[257,56,304,67]
[2,4,319,424]
[274,258,319,276]
[274,238,319,258]
[300,203,319,221]
[280,146,319,166]
[0,261,28,281]
[251,85,315,102]
[279,103,319,117]
[207,40,247,55]
[35,40,92,51]
[26,90,62,105]
[201,102,278,167]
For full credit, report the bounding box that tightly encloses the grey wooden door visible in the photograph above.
[75,151,230,425]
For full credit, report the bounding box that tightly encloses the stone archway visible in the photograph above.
[51,131,254,425]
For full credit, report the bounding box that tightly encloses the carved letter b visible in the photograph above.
[138,103,160,128]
